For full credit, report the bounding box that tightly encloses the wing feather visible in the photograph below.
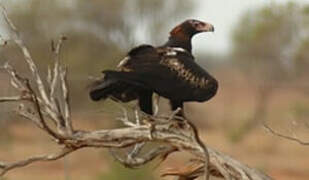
[112,46,218,102]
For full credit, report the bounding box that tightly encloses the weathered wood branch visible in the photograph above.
[0,96,27,102]
[0,6,272,180]
[0,148,75,176]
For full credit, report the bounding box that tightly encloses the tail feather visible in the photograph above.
[89,71,146,102]
[89,78,118,101]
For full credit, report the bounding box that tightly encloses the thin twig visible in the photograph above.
[50,36,65,109]
[128,143,145,160]
[60,66,73,134]
[168,108,182,121]
[0,147,75,176]
[110,146,177,168]
[4,63,61,127]
[0,96,26,102]
[2,7,63,128]
[2,5,50,105]
[263,122,309,146]
[128,109,145,159]
[17,104,44,129]
[185,119,211,180]
[116,106,136,127]
[3,62,28,91]
[153,94,160,116]
[25,79,61,140]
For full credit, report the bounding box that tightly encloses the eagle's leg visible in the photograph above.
[138,90,153,115]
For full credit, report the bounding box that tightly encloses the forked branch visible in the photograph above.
[0,6,272,180]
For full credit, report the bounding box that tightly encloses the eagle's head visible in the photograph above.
[170,19,214,39]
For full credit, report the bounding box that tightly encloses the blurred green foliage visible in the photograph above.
[295,38,309,76]
[229,2,309,141]
[97,159,155,180]
[291,102,309,120]
[232,2,309,82]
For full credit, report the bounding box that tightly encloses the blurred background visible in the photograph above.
[0,0,309,180]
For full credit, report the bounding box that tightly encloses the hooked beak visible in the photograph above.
[196,22,215,32]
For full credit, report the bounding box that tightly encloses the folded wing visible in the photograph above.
[105,45,218,102]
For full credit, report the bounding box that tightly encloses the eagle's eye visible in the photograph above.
[189,20,204,29]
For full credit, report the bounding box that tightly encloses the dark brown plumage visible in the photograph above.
[90,19,218,117]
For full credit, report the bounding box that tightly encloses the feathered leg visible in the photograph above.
[138,90,153,115]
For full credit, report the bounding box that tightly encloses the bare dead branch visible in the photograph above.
[2,5,50,105]
[153,94,160,116]
[0,5,273,180]
[24,79,62,140]
[1,6,67,133]
[17,104,44,129]
[0,147,75,176]
[60,66,73,134]
[185,119,210,180]
[3,62,59,128]
[110,146,177,168]
[128,142,145,160]
[0,96,26,102]
[50,36,66,114]
[68,124,271,180]
[127,109,145,160]
[263,123,309,146]
[3,62,28,92]
[161,161,205,180]
[116,105,137,127]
